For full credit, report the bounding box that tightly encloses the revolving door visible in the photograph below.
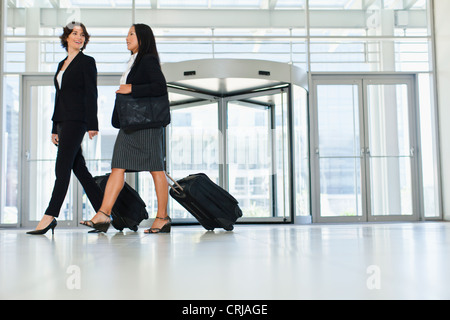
[160,59,309,224]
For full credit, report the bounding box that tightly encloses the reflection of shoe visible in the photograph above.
[27,218,57,235]
[80,210,111,233]
[145,216,171,234]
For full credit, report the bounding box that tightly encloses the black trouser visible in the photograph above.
[44,121,103,218]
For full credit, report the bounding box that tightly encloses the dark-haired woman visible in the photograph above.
[80,24,170,234]
[27,22,103,235]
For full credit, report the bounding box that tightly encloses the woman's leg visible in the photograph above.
[145,170,169,232]
[81,167,126,224]
[72,147,103,212]
[35,122,85,230]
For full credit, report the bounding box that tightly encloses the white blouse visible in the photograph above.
[120,53,137,85]
[57,69,65,89]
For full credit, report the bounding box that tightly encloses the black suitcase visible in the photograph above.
[94,175,148,231]
[167,173,242,231]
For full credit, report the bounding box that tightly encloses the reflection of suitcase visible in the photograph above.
[94,175,148,231]
[167,173,242,231]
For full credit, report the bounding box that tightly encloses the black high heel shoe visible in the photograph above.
[27,218,57,235]
[145,216,171,234]
[80,210,111,233]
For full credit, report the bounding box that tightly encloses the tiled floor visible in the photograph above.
[1,222,449,300]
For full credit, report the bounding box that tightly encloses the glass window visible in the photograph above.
[308,0,431,72]
[158,0,209,8]
[0,0,440,223]
[292,85,310,217]
[309,38,431,72]
[166,102,219,219]
[227,103,273,218]
[316,84,363,218]
[210,0,262,8]
[310,40,379,72]
[309,0,360,10]
[1,76,20,224]
[275,0,305,9]
[366,83,413,217]
[417,73,440,218]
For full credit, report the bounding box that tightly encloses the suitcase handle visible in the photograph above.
[165,172,184,195]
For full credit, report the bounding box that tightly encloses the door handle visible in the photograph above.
[360,148,370,157]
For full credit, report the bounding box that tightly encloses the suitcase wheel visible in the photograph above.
[224,225,234,231]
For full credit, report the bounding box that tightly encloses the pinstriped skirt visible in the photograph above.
[111,127,164,172]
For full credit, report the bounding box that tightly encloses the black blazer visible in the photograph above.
[112,54,167,128]
[52,52,99,134]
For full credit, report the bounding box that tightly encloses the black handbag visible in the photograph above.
[113,93,170,131]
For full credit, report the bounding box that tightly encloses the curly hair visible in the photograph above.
[59,21,90,52]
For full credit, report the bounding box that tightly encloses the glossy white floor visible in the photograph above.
[0,222,449,300]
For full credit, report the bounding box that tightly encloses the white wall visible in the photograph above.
[434,0,450,220]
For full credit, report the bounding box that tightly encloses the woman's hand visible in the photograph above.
[51,133,59,146]
[116,84,132,94]
[88,131,98,140]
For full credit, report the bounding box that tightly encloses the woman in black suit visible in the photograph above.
[80,24,170,234]
[27,22,103,235]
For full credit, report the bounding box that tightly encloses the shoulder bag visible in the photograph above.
[113,93,170,131]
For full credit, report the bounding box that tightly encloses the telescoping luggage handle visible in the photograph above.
[165,172,183,195]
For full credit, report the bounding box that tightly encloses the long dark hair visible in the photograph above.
[131,23,160,66]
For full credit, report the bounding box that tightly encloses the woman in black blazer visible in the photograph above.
[81,24,170,234]
[28,22,103,235]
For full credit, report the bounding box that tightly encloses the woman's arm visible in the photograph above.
[83,56,99,132]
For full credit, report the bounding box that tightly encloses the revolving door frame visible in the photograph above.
[162,59,309,224]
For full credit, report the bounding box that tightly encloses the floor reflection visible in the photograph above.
[1,222,449,299]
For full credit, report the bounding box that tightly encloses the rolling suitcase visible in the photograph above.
[94,175,148,231]
[167,173,242,231]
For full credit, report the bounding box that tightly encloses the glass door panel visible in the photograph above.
[365,83,414,217]
[313,76,419,222]
[166,101,219,220]
[22,82,75,226]
[226,88,291,220]
[2,75,20,225]
[369,157,413,216]
[273,90,291,219]
[292,85,310,219]
[227,102,273,218]
[315,83,364,219]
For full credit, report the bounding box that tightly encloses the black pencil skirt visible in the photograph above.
[111,127,165,172]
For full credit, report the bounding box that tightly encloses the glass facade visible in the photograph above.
[0,0,440,225]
